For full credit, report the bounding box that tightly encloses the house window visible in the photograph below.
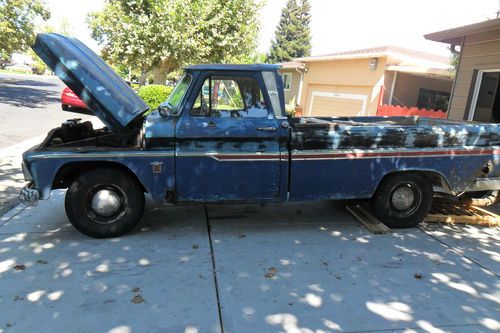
[416,88,450,111]
[282,73,292,91]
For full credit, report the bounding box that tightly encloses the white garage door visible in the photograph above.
[308,91,368,117]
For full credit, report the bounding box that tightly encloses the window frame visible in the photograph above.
[187,72,274,119]
[281,73,292,91]
[164,73,193,115]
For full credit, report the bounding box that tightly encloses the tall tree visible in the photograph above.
[0,0,50,62]
[88,0,161,85]
[267,0,311,63]
[88,0,262,84]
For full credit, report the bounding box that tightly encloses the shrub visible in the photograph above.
[32,62,46,75]
[137,85,173,111]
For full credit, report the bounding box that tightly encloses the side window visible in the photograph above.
[281,73,291,91]
[191,76,269,118]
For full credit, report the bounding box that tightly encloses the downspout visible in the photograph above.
[295,67,305,105]
[389,71,398,105]
[448,37,465,120]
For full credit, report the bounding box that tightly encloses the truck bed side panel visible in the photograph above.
[289,117,500,200]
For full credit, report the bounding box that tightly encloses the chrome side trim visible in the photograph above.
[30,151,175,159]
[291,147,500,161]
[176,151,281,162]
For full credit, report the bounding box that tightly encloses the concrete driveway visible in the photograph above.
[0,195,498,333]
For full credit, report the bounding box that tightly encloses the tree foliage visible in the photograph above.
[0,0,50,61]
[87,0,262,84]
[267,0,311,64]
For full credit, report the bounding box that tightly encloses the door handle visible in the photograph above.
[206,121,216,127]
[257,126,277,132]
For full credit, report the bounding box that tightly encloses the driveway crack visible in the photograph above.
[204,205,225,333]
[419,226,499,278]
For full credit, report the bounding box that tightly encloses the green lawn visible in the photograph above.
[0,68,34,75]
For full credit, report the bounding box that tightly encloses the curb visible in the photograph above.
[0,135,45,158]
[0,198,20,217]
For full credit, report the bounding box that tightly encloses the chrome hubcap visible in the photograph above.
[90,189,122,217]
[391,186,415,211]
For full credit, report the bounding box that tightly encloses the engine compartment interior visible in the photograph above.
[40,119,141,149]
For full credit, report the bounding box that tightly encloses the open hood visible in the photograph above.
[32,33,149,140]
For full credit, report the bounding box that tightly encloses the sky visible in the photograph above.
[44,0,500,58]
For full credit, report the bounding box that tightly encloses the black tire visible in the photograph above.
[371,173,433,228]
[62,104,69,111]
[65,168,145,238]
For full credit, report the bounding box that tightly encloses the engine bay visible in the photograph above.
[40,119,142,149]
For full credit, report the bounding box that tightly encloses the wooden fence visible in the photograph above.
[377,104,448,119]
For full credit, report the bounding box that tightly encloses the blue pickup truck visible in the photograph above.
[19,34,500,238]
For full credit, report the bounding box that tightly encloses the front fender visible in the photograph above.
[23,150,175,202]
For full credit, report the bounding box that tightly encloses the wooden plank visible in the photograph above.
[346,204,390,234]
[424,204,500,227]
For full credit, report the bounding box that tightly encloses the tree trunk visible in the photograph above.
[152,65,168,85]
[139,64,147,86]
[152,58,176,84]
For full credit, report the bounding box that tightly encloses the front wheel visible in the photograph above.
[371,173,433,228]
[65,168,145,238]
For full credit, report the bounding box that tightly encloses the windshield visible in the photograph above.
[165,74,192,113]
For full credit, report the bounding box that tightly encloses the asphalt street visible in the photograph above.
[0,72,94,148]
[0,72,95,213]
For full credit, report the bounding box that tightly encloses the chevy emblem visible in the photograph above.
[151,161,163,174]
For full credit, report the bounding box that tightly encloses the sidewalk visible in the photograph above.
[0,136,44,215]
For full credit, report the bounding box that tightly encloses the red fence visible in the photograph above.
[377,104,448,119]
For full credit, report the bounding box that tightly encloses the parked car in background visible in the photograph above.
[61,87,90,113]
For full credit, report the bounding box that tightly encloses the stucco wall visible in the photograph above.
[300,58,386,116]
[391,72,452,109]
[449,28,500,120]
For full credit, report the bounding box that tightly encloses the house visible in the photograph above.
[279,46,453,117]
[425,18,500,122]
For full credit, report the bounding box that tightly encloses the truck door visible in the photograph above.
[175,72,284,202]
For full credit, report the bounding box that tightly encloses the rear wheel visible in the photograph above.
[371,173,433,228]
[65,168,144,238]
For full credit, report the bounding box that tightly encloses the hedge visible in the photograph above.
[137,85,174,111]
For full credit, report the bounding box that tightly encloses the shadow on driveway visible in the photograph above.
[0,83,60,109]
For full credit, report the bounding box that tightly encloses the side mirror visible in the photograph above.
[157,102,173,117]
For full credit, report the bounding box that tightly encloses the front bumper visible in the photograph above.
[19,181,39,206]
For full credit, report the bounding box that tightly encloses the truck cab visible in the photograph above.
[147,64,290,203]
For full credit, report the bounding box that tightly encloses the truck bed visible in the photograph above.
[290,116,500,150]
